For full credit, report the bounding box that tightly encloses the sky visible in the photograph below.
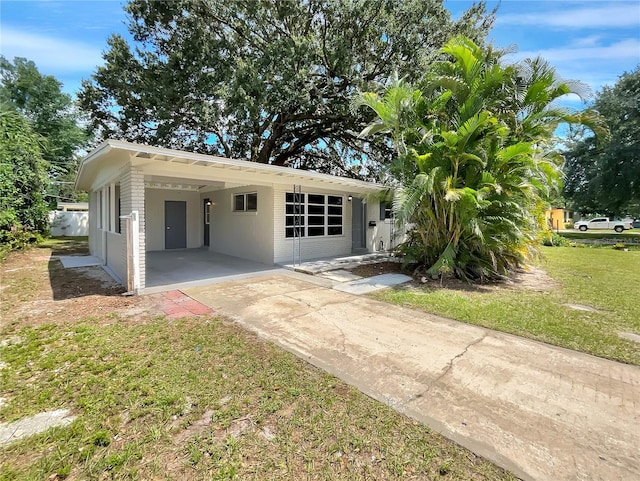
[1,0,639,109]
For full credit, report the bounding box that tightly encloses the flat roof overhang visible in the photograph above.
[76,139,388,195]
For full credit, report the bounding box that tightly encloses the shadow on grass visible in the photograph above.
[42,237,125,300]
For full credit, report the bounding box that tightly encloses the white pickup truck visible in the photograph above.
[574,217,633,233]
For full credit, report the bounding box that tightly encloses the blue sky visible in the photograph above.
[1,0,639,108]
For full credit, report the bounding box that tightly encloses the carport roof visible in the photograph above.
[76,139,388,193]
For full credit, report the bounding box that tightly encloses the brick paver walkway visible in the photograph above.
[153,290,213,319]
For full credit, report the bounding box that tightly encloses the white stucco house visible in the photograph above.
[75,140,398,293]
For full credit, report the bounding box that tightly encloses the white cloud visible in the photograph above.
[514,38,640,63]
[497,4,640,29]
[0,27,103,72]
[502,38,640,92]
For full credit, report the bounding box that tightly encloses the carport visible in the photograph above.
[76,140,390,294]
[143,249,285,294]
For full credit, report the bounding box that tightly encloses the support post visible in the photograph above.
[120,210,141,294]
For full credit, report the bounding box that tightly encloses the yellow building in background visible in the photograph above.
[545,208,575,230]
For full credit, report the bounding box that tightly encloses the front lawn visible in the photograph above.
[0,243,514,480]
[373,247,640,365]
[560,231,640,242]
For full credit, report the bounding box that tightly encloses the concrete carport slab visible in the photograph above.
[143,249,286,293]
[184,273,640,481]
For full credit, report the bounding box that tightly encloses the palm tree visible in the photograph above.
[355,36,601,280]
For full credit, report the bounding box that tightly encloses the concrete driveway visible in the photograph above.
[184,273,640,481]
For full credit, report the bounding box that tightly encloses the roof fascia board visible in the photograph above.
[74,140,114,190]
[104,139,386,192]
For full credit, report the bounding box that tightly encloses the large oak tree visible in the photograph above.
[79,0,494,177]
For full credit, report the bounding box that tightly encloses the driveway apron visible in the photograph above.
[184,274,640,481]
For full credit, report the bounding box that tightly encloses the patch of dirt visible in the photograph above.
[351,262,556,293]
[171,409,216,445]
[507,266,557,292]
[350,261,405,278]
[1,245,159,330]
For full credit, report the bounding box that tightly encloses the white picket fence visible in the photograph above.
[48,211,89,237]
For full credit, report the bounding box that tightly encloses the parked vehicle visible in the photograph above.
[633,220,640,229]
[574,217,633,233]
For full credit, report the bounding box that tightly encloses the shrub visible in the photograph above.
[0,226,43,262]
[542,231,570,247]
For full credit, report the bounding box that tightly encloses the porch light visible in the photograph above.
[206,201,212,206]
[347,195,353,202]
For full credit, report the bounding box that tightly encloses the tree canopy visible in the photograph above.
[79,0,494,176]
[356,37,597,280]
[0,107,49,233]
[563,66,640,217]
[0,56,89,204]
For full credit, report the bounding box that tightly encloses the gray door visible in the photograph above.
[165,201,187,249]
[351,197,366,251]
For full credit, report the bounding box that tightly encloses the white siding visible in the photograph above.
[208,185,274,264]
[273,185,355,264]
[88,191,99,256]
[367,200,389,252]
[366,201,406,252]
[145,189,201,251]
[105,231,126,284]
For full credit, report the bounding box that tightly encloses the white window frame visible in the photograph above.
[96,189,103,229]
[285,192,343,238]
[106,183,122,235]
[233,192,258,212]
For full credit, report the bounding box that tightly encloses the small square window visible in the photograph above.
[286,227,305,238]
[286,192,305,203]
[234,192,257,212]
[234,194,245,211]
[380,202,392,220]
[286,204,305,214]
[308,194,324,205]
[308,205,324,215]
[247,193,257,211]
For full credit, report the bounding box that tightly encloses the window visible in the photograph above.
[115,183,121,234]
[96,190,103,229]
[107,186,112,231]
[285,192,343,237]
[233,193,257,212]
[380,202,392,220]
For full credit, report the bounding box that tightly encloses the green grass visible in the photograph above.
[560,231,640,241]
[373,247,640,365]
[0,319,513,480]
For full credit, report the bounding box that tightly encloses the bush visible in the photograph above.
[542,231,570,247]
[564,222,574,230]
[0,226,43,262]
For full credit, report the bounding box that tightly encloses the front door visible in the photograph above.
[203,198,210,247]
[165,201,187,249]
[351,197,366,251]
